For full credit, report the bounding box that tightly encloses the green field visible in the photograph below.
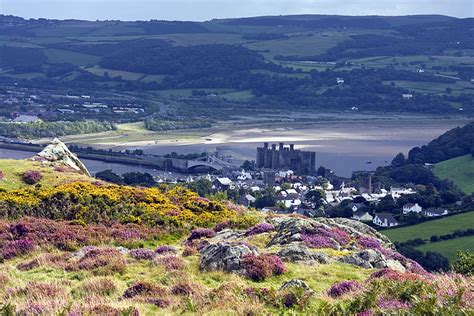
[83,65,146,80]
[383,212,474,243]
[383,211,474,260]
[434,155,474,194]
[416,236,473,260]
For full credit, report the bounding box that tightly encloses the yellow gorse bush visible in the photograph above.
[0,181,239,228]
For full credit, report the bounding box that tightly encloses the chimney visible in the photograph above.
[271,144,277,150]
[290,144,295,151]
[279,142,284,150]
[263,142,269,149]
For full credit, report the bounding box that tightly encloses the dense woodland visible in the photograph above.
[407,122,474,164]
[0,121,116,138]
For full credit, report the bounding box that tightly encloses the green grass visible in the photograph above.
[219,90,255,100]
[383,212,474,243]
[434,155,474,194]
[416,236,474,260]
[0,159,91,191]
[244,32,349,59]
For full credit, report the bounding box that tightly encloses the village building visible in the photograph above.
[353,211,374,222]
[422,208,449,217]
[373,213,399,227]
[402,203,423,214]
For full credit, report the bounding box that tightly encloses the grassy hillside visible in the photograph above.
[383,212,474,243]
[0,159,91,191]
[0,159,472,314]
[434,154,474,194]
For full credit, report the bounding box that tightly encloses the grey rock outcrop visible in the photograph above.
[34,138,90,176]
[277,243,331,264]
[199,242,258,274]
[339,249,387,269]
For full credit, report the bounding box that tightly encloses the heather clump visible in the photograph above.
[0,217,166,259]
[327,280,361,298]
[243,253,287,281]
[129,248,156,260]
[300,226,351,250]
[245,222,274,236]
[155,245,177,255]
[0,238,35,260]
[123,281,166,299]
[22,170,42,185]
[187,228,216,242]
[67,247,127,275]
[301,233,337,249]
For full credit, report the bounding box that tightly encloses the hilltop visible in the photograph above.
[0,143,472,314]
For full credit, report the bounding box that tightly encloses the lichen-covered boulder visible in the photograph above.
[199,242,258,274]
[277,243,331,264]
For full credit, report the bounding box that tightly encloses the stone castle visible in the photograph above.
[256,142,316,175]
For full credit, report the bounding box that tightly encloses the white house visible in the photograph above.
[402,203,422,215]
[402,93,413,99]
[373,213,399,227]
[336,77,345,84]
[353,211,373,222]
[213,177,234,190]
[422,208,449,217]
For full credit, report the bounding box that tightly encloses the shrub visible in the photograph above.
[301,233,336,249]
[22,170,42,185]
[17,258,40,271]
[187,228,216,242]
[123,281,165,299]
[182,246,198,257]
[327,280,361,298]
[245,223,274,236]
[357,236,383,251]
[243,254,286,281]
[155,245,177,255]
[68,247,127,275]
[451,250,473,276]
[1,238,35,260]
[130,248,156,260]
[171,282,195,296]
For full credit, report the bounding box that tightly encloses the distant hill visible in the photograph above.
[0,14,473,117]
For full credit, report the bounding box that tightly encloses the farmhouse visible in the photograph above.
[402,203,422,214]
[353,211,373,222]
[422,208,449,217]
[373,213,399,227]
